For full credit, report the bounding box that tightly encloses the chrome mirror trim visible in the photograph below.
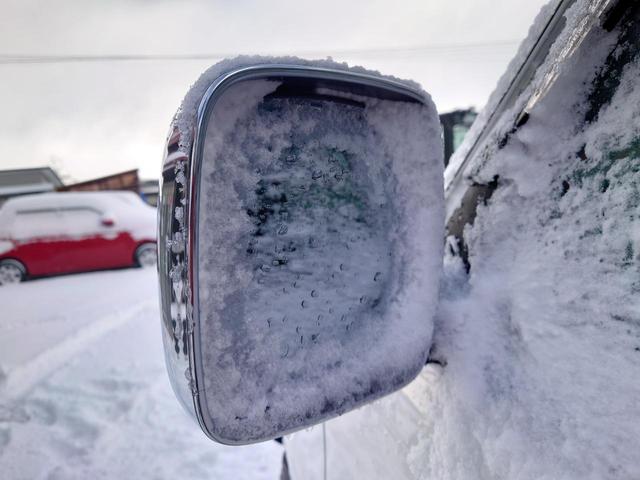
[159,63,431,444]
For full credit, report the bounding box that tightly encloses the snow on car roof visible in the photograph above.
[1,191,147,213]
[0,190,156,242]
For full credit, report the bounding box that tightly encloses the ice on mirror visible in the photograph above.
[195,73,443,441]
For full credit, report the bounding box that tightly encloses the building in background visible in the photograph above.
[59,169,159,206]
[59,169,140,193]
[0,167,159,207]
[440,109,478,167]
[139,179,159,207]
[0,167,64,205]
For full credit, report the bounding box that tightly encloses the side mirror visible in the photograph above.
[100,215,115,227]
[158,58,444,445]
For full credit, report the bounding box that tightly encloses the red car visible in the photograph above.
[0,191,157,285]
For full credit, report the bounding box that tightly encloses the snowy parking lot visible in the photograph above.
[0,268,282,479]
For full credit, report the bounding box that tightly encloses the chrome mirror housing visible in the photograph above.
[159,58,445,444]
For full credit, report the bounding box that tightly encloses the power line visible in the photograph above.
[0,40,520,65]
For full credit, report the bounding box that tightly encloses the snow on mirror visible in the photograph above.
[159,60,444,444]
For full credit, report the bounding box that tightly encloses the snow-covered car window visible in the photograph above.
[58,207,102,237]
[423,4,640,478]
[13,209,63,239]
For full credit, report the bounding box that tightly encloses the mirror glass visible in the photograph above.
[193,73,444,443]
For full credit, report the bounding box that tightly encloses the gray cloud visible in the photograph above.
[0,0,548,181]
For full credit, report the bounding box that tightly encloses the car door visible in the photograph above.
[58,204,134,272]
[9,207,70,276]
[55,205,109,272]
[321,1,640,479]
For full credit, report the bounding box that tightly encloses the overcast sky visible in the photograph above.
[0,0,548,182]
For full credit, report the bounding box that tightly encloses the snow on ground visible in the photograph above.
[0,268,282,479]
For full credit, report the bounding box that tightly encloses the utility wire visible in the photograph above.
[0,40,520,65]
